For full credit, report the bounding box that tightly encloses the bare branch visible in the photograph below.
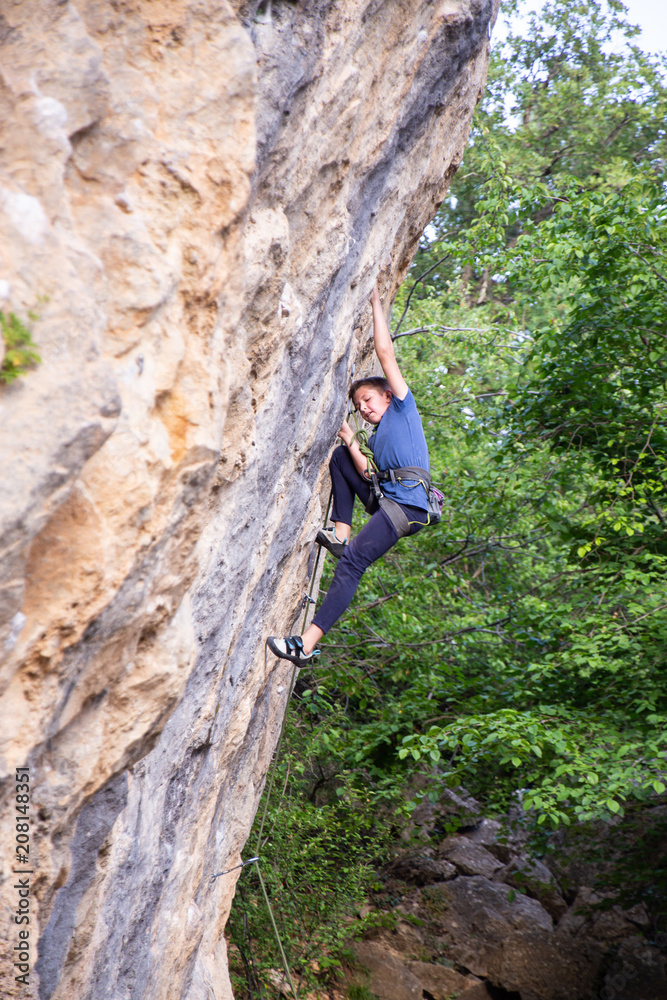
[391,326,436,340]
[392,254,451,337]
[421,392,509,415]
[392,324,490,341]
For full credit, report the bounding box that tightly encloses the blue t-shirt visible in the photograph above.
[368,389,430,510]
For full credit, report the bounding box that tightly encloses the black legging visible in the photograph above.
[312,447,427,634]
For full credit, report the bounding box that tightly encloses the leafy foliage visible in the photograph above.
[416,0,667,289]
[391,167,667,827]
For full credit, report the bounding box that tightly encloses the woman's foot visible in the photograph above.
[316,526,348,559]
[267,635,321,665]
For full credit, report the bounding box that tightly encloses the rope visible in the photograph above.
[215,384,354,995]
[255,485,333,851]
[348,412,378,477]
[247,484,334,994]
[301,486,333,633]
[256,863,297,997]
[221,382,354,987]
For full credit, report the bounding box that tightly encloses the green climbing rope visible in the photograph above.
[349,411,379,477]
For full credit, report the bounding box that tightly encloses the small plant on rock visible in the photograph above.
[0,311,41,383]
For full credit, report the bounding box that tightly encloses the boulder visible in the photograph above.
[494,855,568,921]
[407,960,483,998]
[558,888,652,941]
[461,818,503,846]
[386,853,457,886]
[602,936,667,1000]
[352,942,422,1000]
[495,928,606,1000]
[420,876,607,1000]
[485,842,514,864]
[437,836,504,879]
[423,876,552,976]
[377,920,428,961]
[406,784,483,838]
[438,786,484,824]
[461,986,494,1000]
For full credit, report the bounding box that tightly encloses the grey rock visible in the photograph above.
[438,785,484,822]
[462,818,503,846]
[485,842,514,864]
[622,902,651,929]
[352,942,422,1000]
[406,783,483,836]
[494,855,568,922]
[386,853,457,886]
[421,876,607,1000]
[602,936,667,1000]
[461,986,494,1000]
[407,960,483,998]
[496,929,606,1000]
[437,836,505,879]
[559,888,653,942]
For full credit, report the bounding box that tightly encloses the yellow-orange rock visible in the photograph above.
[0,1,498,997]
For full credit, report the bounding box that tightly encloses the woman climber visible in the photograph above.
[267,285,432,664]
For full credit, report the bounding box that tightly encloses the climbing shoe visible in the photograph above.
[267,635,321,665]
[316,527,348,559]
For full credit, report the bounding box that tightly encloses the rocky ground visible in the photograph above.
[346,790,667,1000]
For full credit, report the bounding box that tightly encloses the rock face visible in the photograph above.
[0,2,498,998]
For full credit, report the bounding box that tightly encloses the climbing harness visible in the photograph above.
[349,416,444,534]
[371,465,444,532]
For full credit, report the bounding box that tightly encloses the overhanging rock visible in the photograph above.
[0,2,499,997]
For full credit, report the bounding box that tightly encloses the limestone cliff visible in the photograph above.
[0,2,497,997]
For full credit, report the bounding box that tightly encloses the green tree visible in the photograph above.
[413,0,667,296]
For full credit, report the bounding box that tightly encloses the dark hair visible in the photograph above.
[348,376,391,403]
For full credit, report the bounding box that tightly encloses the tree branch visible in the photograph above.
[392,254,451,337]
[392,324,489,341]
[625,245,667,288]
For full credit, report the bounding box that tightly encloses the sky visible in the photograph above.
[623,0,667,52]
[493,0,667,54]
